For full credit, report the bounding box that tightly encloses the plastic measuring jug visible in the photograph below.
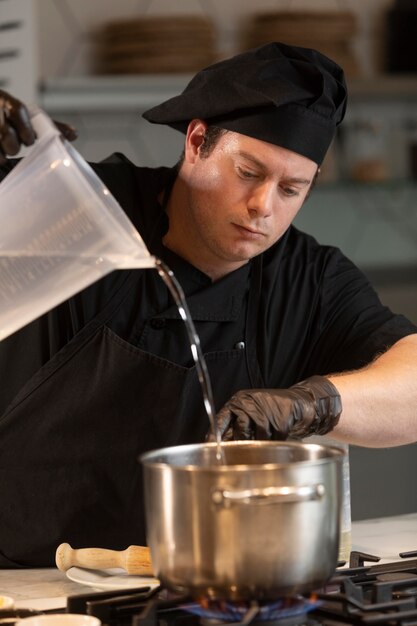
[0,108,155,341]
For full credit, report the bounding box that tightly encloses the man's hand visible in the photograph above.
[208,376,342,441]
[0,89,77,164]
[0,90,35,162]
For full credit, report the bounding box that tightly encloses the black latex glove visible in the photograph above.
[0,89,77,164]
[209,376,342,441]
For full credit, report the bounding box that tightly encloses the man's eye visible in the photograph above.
[281,187,299,197]
[237,167,258,179]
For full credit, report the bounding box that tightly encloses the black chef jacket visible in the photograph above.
[1,154,415,412]
[0,153,416,568]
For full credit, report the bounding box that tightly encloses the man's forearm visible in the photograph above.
[328,334,417,447]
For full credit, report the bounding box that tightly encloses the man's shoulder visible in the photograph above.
[267,225,344,266]
[261,225,363,293]
[88,154,174,230]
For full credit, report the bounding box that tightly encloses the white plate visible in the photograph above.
[66,567,160,591]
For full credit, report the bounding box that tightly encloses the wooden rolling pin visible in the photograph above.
[55,542,154,576]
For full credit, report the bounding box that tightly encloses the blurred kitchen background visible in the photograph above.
[2,0,417,522]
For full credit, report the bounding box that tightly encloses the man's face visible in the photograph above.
[167,122,318,280]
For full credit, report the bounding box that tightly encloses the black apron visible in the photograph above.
[0,253,264,567]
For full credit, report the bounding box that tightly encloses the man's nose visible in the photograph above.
[247,182,275,217]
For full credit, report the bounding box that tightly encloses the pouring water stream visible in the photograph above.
[154,257,225,464]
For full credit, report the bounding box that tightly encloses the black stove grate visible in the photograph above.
[63,550,417,626]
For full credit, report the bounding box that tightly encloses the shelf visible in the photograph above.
[40,74,192,112]
[347,74,417,100]
[39,73,417,112]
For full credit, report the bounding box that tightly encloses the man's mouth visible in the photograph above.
[233,224,267,238]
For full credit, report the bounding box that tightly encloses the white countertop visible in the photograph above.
[0,512,416,612]
[350,511,417,562]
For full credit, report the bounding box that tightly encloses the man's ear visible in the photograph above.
[184,119,208,163]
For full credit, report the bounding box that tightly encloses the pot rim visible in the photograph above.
[140,440,345,471]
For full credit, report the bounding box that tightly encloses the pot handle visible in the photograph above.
[212,484,325,506]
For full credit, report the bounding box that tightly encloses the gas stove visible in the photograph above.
[59,551,417,626]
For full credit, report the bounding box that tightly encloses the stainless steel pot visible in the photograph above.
[140,441,344,600]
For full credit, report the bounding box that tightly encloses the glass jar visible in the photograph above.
[343,119,389,183]
[336,442,352,563]
[306,436,352,564]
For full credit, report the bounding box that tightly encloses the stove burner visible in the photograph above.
[180,597,320,626]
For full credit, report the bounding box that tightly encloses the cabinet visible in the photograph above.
[321,76,417,183]
[296,180,417,272]
[297,77,417,279]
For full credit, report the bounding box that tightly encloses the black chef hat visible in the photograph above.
[143,42,347,164]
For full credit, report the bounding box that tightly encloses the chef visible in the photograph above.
[0,42,416,568]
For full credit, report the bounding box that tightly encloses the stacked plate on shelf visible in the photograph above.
[95,16,217,74]
[242,11,360,77]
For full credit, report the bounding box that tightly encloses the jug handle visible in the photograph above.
[28,106,61,142]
